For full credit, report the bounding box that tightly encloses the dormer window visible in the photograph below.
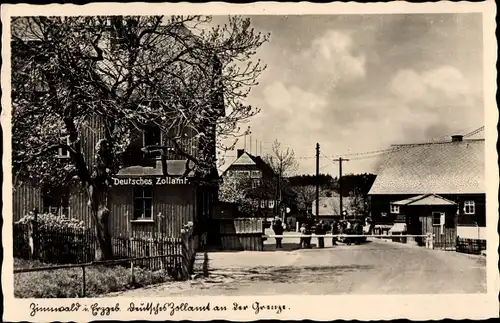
[143,126,162,159]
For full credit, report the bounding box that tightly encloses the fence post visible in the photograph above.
[180,224,193,280]
[130,260,135,285]
[29,208,39,261]
[81,266,86,297]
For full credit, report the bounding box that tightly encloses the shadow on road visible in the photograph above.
[202,264,375,285]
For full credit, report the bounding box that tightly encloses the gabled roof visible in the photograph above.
[222,151,276,177]
[392,194,457,206]
[369,139,484,195]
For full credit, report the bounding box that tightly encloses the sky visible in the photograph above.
[215,14,484,176]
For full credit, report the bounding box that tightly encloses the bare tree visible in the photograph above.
[11,16,270,260]
[264,140,299,177]
[263,139,299,216]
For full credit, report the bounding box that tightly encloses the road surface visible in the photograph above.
[108,236,486,297]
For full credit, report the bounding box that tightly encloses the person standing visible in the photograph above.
[315,220,325,248]
[299,222,307,248]
[273,217,284,248]
[304,223,312,248]
[331,220,339,246]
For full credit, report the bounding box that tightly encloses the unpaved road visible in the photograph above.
[109,238,486,296]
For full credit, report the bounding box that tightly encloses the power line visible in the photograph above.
[221,126,485,160]
[463,126,484,138]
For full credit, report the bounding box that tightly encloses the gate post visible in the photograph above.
[425,232,434,249]
[180,222,194,280]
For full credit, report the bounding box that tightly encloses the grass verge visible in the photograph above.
[14,258,174,298]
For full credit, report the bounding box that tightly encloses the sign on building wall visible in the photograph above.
[112,177,189,186]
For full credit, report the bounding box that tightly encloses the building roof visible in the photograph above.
[368,139,484,195]
[223,151,276,177]
[312,196,352,217]
[115,160,195,178]
[392,194,457,206]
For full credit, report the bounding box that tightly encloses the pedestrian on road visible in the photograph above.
[299,223,307,248]
[315,220,325,248]
[331,220,339,246]
[273,217,284,248]
[304,223,312,248]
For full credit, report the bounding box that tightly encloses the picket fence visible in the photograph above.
[13,221,201,279]
[456,237,486,255]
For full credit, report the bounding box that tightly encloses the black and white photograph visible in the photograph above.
[2,1,498,321]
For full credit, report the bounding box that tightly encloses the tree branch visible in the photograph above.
[13,143,68,165]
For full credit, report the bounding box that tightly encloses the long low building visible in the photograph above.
[368,135,485,248]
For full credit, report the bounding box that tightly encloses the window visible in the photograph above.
[390,204,399,214]
[143,127,162,158]
[260,200,267,209]
[42,189,70,217]
[464,201,475,215]
[133,186,153,220]
[233,170,250,178]
[252,179,261,188]
[268,200,275,209]
[432,212,444,226]
[250,170,262,178]
[57,136,71,159]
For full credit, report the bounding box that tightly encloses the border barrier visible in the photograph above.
[263,233,435,248]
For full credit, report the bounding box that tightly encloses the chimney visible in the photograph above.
[237,149,245,158]
[451,135,463,142]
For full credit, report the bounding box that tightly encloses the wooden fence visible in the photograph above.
[456,237,486,255]
[12,221,202,278]
[213,218,264,251]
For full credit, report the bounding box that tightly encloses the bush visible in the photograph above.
[14,259,174,298]
[16,212,86,230]
[14,213,93,264]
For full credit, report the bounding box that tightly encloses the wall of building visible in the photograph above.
[12,182,43,221]
[109,184,198,239]
[370,194,486,227]
[457,226,487,240]
[12,179,217,240]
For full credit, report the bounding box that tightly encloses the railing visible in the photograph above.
[14,220,204,297]
[14,254,183,297]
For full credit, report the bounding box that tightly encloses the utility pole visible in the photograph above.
[333,157,350,220]
[275,166,281,218]
[315,143,320,222]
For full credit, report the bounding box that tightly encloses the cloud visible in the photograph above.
[287,30,366,92]
[306,30,366,82]
[386,65,482,143]
[390,66,474,105]
[261,81,328,132]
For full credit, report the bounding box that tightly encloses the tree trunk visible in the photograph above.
[88,138,115,261]
[89,184,113,261]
